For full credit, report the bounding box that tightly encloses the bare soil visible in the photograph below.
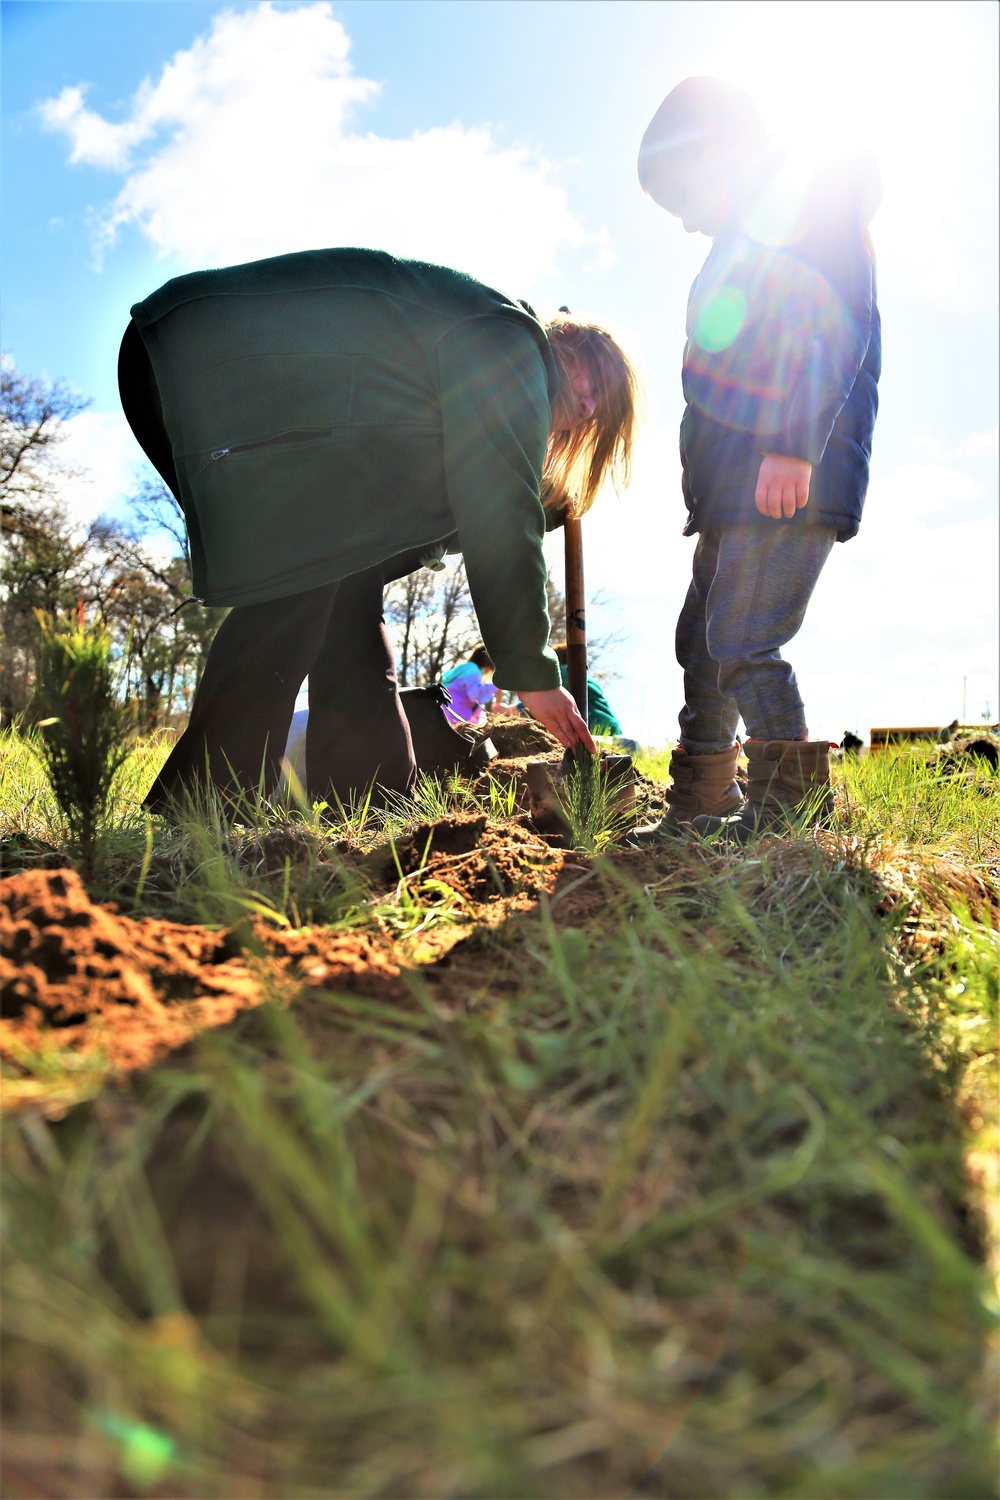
[0,864,404,1080]
[1,762,649,1092]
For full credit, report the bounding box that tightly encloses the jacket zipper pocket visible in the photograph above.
[199,429,332,474]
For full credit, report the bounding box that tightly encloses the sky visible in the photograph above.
[2,0,998,746]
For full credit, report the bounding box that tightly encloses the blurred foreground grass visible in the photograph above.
[0,727,998,1498]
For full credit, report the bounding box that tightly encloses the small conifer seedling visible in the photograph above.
[31,610,135,877]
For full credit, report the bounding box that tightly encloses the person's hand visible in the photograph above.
[519,687,597,752]
[755,454,812,519]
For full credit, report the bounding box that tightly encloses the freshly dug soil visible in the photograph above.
[479,715,563,758]
[0,866,405,1082]
[363,811,564,905]
[0,815,578,1097]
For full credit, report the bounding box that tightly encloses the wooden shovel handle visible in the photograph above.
[564,515,588,723]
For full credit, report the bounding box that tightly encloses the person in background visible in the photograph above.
[517,643,637,751]
[119,248,640,811]
[551,643,629,740]
[441,645,501,727]
[633,77,881,841]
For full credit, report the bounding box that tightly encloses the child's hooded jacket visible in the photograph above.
[679,147,882,540]
[129,248,562,691]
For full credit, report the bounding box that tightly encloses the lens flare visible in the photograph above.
[693,286,748,352]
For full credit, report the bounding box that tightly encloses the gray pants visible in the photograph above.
[676,522,837,751]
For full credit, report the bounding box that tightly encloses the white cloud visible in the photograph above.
[793,459,998,735]
[38,1,607,290]
[957,426,1000,460]
[40,84,154,172]
[862,461,985,521]
[50,410,149,524]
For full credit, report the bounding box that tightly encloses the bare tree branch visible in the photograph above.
[1,357,90,509]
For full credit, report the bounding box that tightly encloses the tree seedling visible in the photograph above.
[30,609,136,878]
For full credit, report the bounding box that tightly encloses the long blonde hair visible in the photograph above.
[542,315,642,518]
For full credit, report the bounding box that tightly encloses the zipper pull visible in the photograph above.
[200,447,230,473]
[170,595,205,616]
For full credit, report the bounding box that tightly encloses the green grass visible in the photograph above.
[634,743,675,785]
[838,743,1000,861]
[1,730,998,1497]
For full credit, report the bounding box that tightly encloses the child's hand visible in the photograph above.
[755,454,812,519]
[520,687,597,753]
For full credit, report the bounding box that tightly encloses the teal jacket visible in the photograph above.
[130,249,562,691]
[558,665,623,736]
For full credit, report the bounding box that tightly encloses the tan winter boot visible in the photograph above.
[694,740,834,843]
[630,744,744,845]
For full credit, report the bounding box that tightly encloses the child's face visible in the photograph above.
[660,150,738,237]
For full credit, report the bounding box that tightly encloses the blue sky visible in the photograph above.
[3,0,998,743]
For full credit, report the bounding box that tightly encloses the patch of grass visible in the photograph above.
[1,732,998,1496]
[0,723,64,838]
[634,743,675,785]
[838,744,999,862]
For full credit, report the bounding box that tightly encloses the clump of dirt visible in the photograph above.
[470,724,565,816]
[936,735,1000,775]
[480,716,562,758]
[865,847,1000,958]
[0,866,404,1088]
[239,822,345,877]
[0,817,573,1096]
[0,833,73,874]
[368,812,567,906]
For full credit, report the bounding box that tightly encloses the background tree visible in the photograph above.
[2,359,225,728]
[384,560,482,687]
[1,358,93,722]
[1,355,89,517]
[89,481,228,728]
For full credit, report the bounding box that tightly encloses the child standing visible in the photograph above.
[634,77,881,840]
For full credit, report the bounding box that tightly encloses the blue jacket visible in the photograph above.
[679,148,881,542]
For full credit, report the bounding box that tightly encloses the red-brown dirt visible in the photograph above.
[0,811,594,1097]
[0,865,404,1081]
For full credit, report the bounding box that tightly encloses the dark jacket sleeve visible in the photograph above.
[433,317,560,691]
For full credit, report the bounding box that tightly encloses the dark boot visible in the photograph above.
[400,685,497,777]
[694,739,834,844]
[630,744,743,846]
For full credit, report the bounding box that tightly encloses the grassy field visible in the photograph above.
[1,727,998,1498]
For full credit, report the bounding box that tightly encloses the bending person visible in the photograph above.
[441,646,500,727]
[118,249,639,810]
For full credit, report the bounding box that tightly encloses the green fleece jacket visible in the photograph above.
[130,248,562,691]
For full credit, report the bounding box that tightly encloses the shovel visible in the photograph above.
[563,514,589,726]
[526,514,635,837]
